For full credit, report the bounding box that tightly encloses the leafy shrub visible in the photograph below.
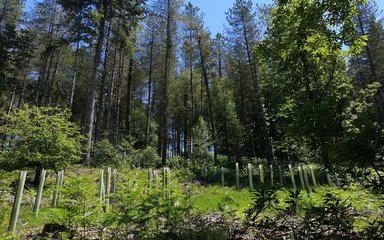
[111,177,191,239]
[362,218,384,239]
[0,105,84,172]
[92,139,122,167]
[135,146,161,168]
[303,193,355,239]
[245,187,356,239]
[93,138,160,168]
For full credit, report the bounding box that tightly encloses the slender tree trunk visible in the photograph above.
[48,50,61,106]
[7,89,15,114]
[160,0,173,166]
[183,90,189,157]
[95,24,113,141]
[116,48,124,144]
[189,28,195,122]
[104,43,120,133]
[145,36,154,147]
[39,51,56,106]
[69,40,80,110]
[36,53,49,104]
[82,3,107,164]
[115,70,122,145]
[18,58,31,108]
[196,31,217,163]
[36,0,57,105]
[176,126,181,156]
[125,57,134,137]
[241,17,273,163]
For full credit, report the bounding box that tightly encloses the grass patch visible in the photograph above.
[190,185,253,217]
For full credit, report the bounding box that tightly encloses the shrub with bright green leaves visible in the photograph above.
[0,105,84,171]
[92,139,123,167]
[93,138,160,168]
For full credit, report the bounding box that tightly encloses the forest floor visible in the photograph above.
[0,165,383,239]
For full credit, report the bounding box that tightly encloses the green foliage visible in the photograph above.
[303,193,355,239]
[258,0,369,166]
[111,175,191,239]
[362,218,384,239]
[93,138,160,168]
[333,83,384,175]
[136,146,161,168]
[54,175,104,238]
[188,117,218,181]
[211,78,243,162]
[244,186,368,239]
[245,186,280,226]
[190,185,253,216]
[0,106,84,171]
[93,139,121,167]
[192,116,211,160]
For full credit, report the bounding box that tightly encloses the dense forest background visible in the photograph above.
[1,0,384,177]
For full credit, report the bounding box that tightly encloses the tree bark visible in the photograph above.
[159,0,173,166]
[125,57,134,137]
[82,2,107,164]
[196,30,217,163]
[95,24,113,141]
[145,35,154,147]
[69,40,80,110]
[241,15,273,163]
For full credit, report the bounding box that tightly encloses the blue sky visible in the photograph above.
[25,0,384,36]
[187,0,272,35]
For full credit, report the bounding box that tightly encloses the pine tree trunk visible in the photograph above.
[159,0,172,166]
[95,25,113,141]
[18,58,31,108]
[196,31,217,163]
[145,36,154,147]
[69,40,80,110]
[125,57,134,137]
[241,16,273,163]
[82,3,107,164]
[47,49,61,106]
